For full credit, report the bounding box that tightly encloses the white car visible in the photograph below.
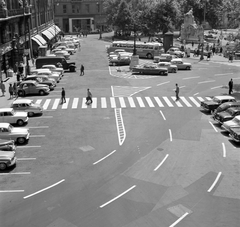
[221,116,240,132]
[31,69,61,83]
[170,59,192,70]
[0,149,17,170]
[53,46,75,55]
[54,50,70,60]
[157,62,178,73]
[42,65,64,76]
[0,108,28,126]
[167,47,184,58]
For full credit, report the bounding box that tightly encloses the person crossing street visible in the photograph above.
[86,88,92,105]
[175,84,180,101]
[61,87,66,104]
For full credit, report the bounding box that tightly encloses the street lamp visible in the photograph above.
[96,1,102,39]
[200,0,207,61]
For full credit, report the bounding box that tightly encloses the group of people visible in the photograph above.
[0,81,18,99]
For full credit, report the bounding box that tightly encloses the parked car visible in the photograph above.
[214,107,240,124]
[41,64,64,76]
[10,99,43,117]
[154,54,173,63]
[167,47,184,58]
[0,149,17,170]
[109,56,131,66]
[18,80,50,96]
[157,62,178,73]
[53,46,75,55]
[221,116,240,132]
[31,69,61,82]
[213,101,240,115]
[132,63,168,75]
[170,59,192,70]
[0,108,28,126]
[54,50,70,60]
[30,74,57,86]
[24,75,55,90]
[0,139,16,151]
[0,123,30,144]
[201,96,236,113]
[229,127,240,143]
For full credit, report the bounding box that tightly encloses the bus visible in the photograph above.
[106,41,164,59]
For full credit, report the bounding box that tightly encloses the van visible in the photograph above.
[36,56,76,72]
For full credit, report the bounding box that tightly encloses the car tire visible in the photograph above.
[39,90,45,96]
[147,53,153,59]
[186,66,191,70]
[28,112,34,117]
[17,119,24,126]
[18,90,25,97]
[112,62,116,66]
[17,137,26,144]
[160,71,164,75]
[0,162,7,170]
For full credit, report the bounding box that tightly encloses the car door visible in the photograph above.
[22,84,29,94]
[4,112,14,124]
[0,112,4,122]
[28,83,36,94]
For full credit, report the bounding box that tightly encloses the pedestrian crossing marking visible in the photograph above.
[101,97,107,108]
[111,86,151,97]
[128,97,136,108]
[110,97,116,108]
[62,98,69,109]
[163,97,174,107]
[172,97,183,107]
[205,97,212,101]
[82,98,87,108]
[92,97,97,108]
[119,97,126,108]
[36,99,42,105]
[43,99,51,110]
[189,97,200,107]
[52,98,60,109]
[197,97,204,102]
[154,97,164,107]
[180,96,192,107]
[136,97,145,107]
[145,97,154,107]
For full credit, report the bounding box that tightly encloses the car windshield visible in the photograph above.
[10,110,15,115]
[8,125,13,131]
[212,97,221,103]
[233,118,240,124]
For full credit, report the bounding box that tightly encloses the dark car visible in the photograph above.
[109,56,131,66]
[24,75,55,90]
[214,107,240,124]
[229,127,240,143]
[201,96,236,113]
[132,63,168,75]
[213,101,240,115]
[18,80,50,96]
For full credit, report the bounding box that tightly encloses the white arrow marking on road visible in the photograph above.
[154,154,169,171]
[207,172,222,192]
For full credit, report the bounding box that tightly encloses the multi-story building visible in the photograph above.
[0,0,61,80]
[54,0,106,34]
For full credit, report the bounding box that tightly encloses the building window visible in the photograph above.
[97,3,100,13]
[63,4,67,13]
[76,3,81,13]
[85,4,89,13]
[72,4,75,13]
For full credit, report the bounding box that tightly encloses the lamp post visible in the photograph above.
[200,0,207,61]
[96,1,102,39]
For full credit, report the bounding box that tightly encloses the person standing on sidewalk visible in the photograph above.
[13,82,18,98]
[175,84,180,101]
[228,79,233,95]
[9,84,14,99]
[0,81,6,96]
[61,87,66,104]
[80,64,84,76]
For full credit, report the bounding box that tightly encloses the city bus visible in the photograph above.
[106,41,164,59]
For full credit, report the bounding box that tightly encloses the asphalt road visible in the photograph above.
[0,33,240,227]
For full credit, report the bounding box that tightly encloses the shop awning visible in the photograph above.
[48,26,57,36]
[53,25,61,33]
[31,36,42,46]
[32,34,47,46]
[42,29,55,40]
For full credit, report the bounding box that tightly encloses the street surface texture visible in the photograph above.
[0,33,240,227]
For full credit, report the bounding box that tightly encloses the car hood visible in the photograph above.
[14,111,28,117]
[0,139,15,146]
[0,150,15,159]
[202,100,218,106]
[222,120,239,128]
[11,127,29,134]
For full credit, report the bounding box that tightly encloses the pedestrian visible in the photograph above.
[0,81,6,96]
[86,88,92,105]
[212,46,216,55]
[207,51,211,61]
[61,87,66,104]
[18,62,24,74]
[13,82,18,98]
[229,53,233,63]
[175,84,179,101]
[80,64,84,76]
[9,84,14,99]
[219,46,223,56]
[228,78,233,95]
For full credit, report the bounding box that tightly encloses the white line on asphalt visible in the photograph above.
[222,143,226,158]
[209,121,218,132]
[28,126,49,129]
[99,185,136,208]
[169,212,189,227]
[36,116,53,118]
[111,85,114,97]
[214,73,233,76]
[23,179,65,199]
[0,190,24,193]
[0,172,31,175]
[17,158,36,161]
[154,97,164,107]
[211,86,223,90]
[189,97,200,107]
[198,80,215,84]
[169,129,172,142]
[198,68,207,70]
[93,150,116,165]
[232,77,240,80]
[157,81,170,86]
[183,76,200,80]
[159,110,166,120]
[207,172,222,192]
[194,92,199,96]
[179,86,186,89]
[17,146,41,148]
[29,135,45,138]
[154,154,169,171]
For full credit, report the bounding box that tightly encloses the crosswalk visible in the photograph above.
[35,96,211,110]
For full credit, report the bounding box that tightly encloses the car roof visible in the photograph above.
[171,59,182,61]
[0,108,13,112]
[42,65,56,68]
[20,80,37,83]
[0,123,10,127]
[12,99,32,104]
[214,95,235,100]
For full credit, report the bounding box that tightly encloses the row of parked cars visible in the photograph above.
[200,95,240,143]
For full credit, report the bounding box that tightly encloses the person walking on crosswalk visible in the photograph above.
[61,87,66,104]
[86,88,92,105]
[175,84,180,101]
[80,64,84,76]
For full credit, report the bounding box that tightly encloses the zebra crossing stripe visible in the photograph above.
[145,97,154,107]
[197,97,205,102]
[62,98,69,109]
[128,97,136,107]
[154,97,164,107]
[171,97,183,107]
[119,97,126,108]
[82,98,87,108]
[163,97,174,107]
[205,97,212,101]
[72,98,78,109]
[180,97,192,107]
[189,97,200,107]
[36,99,42,105]
[110,97,116,108]
[136,97,145,107]
[101,97,107,108]
[92,97,97,108]
[43,99,51,110]
[52,98,60,109]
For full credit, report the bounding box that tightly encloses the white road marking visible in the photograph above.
[136,97,145,107]
[91,97,97,108]
[42,99,51,110]
[180,97,192,107]
[198,68,207,70]
[157,81,170,86]
[93,150,116,165]
[23,179,65,199]
[115,108,126,146]
[0,172,31,175]
[36,116,53,118]
[17,146,41,148]
[222,143,226,158]
[154,154,169,171]
[171,97,183,107]
[183,76,200,80]
[119,97,126,108]
[214,73,233,76]
[62,98,69,109]
[198,80,215,84]
[145,97,154,107]
[128,97,136,107]
[17,158,36,161]
[194,93,199,96]
[209,121,218,132]
[169,129,172,141]
[207,172,222,192]
[189,97,200,107]
[110,97,116,108]
[211,86,222,89]
[52,98,60,109]
[205,97,212,100]
[159,110,166,120]
[0,190,24,193]
[163,97,174,107]
[29,135,45,137]
[154,97,164,107]
[101,97,107,108]
[72,98,79,109]
[99,185,136,208]
[179,86,186,89]
[35,99,42,104]
[82,98,87,108]
[169,212,189,227]
[197,97,205,102]
[28,126,49,129]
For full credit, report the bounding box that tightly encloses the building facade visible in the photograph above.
[0,0,61,81]
[54,0,106,34]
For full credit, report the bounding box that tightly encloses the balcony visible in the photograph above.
[8,8,24,17]
[0,7,30,19]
